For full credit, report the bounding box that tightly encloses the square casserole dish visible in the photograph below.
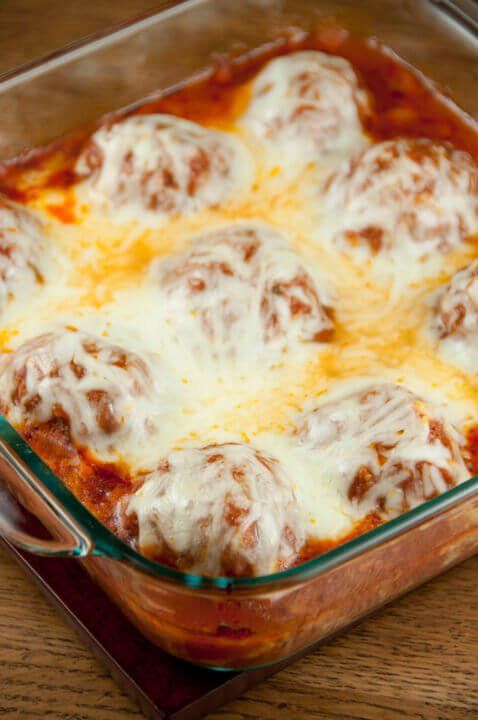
[0,0,477,670]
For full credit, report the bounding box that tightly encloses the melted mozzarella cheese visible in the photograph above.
[317,139,478,292]
[0,196,50,313]
[291,378,469,518]
[126,442,305,576]
[240,51,369,174]
[0,55,476,568]
[437,335,478,376]
[257,430,358,538]
[76,114,255,225]
[150,221,334,367]
[431,260,478,372]
[0,330,179,465]
[2,164,476,502]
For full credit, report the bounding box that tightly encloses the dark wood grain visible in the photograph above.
[0,2,477,719]
[0,545,477,720]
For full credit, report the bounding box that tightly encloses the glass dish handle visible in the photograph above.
[431,0,478,33]
[0,436,93,557]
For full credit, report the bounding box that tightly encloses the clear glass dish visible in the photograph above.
[0,0,477,670]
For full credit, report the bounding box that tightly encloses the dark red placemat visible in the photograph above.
[1,538,331,719]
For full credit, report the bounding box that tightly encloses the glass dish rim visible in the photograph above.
[0,0,477,592]
[2,415,477,591]
[0,0,197,89]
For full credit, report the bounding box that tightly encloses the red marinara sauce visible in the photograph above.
[1,26,477,202]
[466,427,478,477]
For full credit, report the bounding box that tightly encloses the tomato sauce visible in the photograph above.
[466,427,478,476]
[1,27,477,202]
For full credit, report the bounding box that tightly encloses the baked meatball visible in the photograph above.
[432,261,478,371]
[434,261,478,341]
[154,223,334,361]
[294,382,468,519]
[0,329,173,458]
[320,139,478,262]
[124,442,304,576]
[240,51,368,167]
[0,195,47,312]
[76,114,253,222]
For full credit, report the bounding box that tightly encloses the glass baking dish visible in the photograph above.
[0,0,477,671]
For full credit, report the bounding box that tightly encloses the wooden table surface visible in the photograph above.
[0,3,477,719]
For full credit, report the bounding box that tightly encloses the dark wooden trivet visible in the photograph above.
[0,537,332,719]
